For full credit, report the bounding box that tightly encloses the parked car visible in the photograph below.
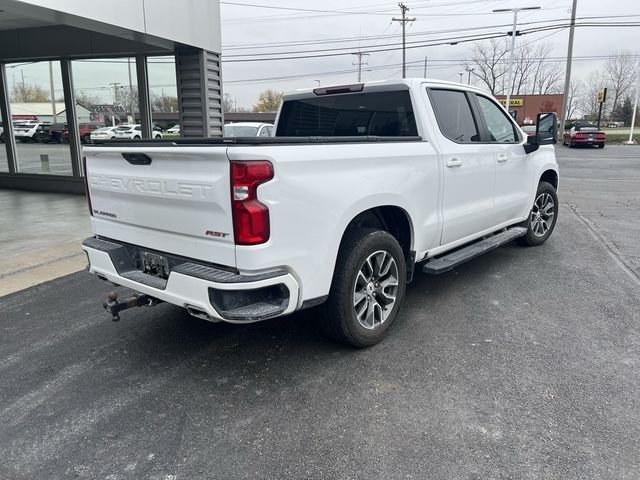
[13,122,52,143]
[223,122,273,137]
[167,124,180,134]
[113,124,163,140]
[82,79,559,347]
[563,121,606,148]
[57,123,101,144]
[90,126,119,142]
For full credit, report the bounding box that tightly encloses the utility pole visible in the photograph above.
[351,52,370,82]
[423,56,428,77]
[559,0,578,134]
[493,6,540,112]
[392,3,415,79]
[109,82,120,104]
[465,66,475,85]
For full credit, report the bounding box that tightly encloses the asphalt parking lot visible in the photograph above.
[1,145,639,479]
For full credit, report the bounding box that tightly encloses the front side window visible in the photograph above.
[428,89,480,143]
[476,95,518,143]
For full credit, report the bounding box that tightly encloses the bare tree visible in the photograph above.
[578,70,605,119]
[11,82,49,102]
[467,40,562,96]
[223,93,235,112]
[466,39,509,95]
[565,79,584,120]
[151,93,178,112]
[605,51,639,114]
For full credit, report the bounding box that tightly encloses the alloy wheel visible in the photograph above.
[530,193,555,237]
[352,250,399,330]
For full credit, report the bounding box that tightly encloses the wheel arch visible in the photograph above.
[540,169,558,190]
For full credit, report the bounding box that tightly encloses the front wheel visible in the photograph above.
[320,229,406,347]
[517,181,558,247]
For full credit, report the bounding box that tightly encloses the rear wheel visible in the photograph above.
[321,229,406,347]
[517,181,558,247]
[598,143,605,149]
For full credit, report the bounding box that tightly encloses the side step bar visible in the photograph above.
[422,227,527,275]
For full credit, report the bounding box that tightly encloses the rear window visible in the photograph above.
[276,90,418,137]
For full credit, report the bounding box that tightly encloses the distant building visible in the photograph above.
[10,102,92,124]
[495,94,564,125]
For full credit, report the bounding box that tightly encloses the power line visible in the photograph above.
[221,21,640,63]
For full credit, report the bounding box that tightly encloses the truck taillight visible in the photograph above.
[230,160,274,245]
[82,156,93,216]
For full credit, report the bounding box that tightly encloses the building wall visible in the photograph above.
[495,94,564,125]
[11,0,221,52]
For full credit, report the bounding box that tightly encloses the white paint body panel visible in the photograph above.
[83,78,559,314]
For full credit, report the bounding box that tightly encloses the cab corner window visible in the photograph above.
[476,95,519,143]
[428,89,480,143]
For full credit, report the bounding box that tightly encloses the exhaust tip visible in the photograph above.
[186,305,219,323]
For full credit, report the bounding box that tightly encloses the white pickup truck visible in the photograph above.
[82,78,559,347]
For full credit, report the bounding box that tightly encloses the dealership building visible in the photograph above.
[0,0,223,193]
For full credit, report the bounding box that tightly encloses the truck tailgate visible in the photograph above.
[84,146,236,267]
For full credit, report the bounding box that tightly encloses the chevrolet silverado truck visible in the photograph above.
[82,79,559,347]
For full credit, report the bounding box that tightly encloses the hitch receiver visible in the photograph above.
[103,291,161,321]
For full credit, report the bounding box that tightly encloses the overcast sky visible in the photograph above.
[6,0,638,110]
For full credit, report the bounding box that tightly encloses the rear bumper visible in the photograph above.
[82,237,300,323]
[570,138,605,145]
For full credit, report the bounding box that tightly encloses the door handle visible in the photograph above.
[497,153,508,163]
[446,158,462,168]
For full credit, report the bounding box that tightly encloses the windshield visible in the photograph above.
[224,125,259,137]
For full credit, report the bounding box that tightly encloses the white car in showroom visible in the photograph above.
[113,124,162,140]
[90,126,118,142]
[167,124,180,134]
[223,122,273,137]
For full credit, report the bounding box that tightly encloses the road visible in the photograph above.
[1,145,639,479]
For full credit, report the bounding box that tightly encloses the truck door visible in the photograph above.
[473,94,533,224]
[427,88,497,246]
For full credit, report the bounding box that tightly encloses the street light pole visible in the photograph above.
[626,78,639,145]
[458,72,464,83]
[493,6,541,111]
[465,66,474,85]
[559,0,578,134]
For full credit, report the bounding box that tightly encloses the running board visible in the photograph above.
[422,227,527,275]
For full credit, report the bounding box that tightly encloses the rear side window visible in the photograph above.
[276,91,418,137]
[428,89,480,143]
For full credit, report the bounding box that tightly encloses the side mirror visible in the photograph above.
[524,112,557,154]
[536,112,557,145]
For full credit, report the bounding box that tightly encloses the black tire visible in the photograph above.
[517,181,558,247]
[133,135,141,140]
[568,141,574,148]
[320,228,407,348]
[598,143,605,149]
[81,134,91,144]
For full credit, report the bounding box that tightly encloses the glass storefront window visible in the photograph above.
[6,61,73,175]
[0,99,8,172]
[148,56,178,138]
[71,58,139,144]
